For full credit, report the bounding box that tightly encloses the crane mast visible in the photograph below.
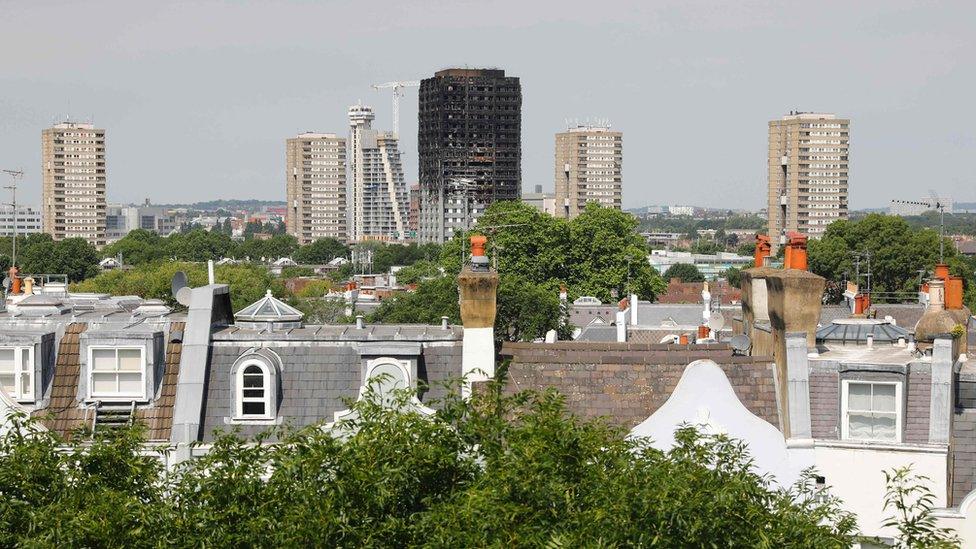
[371,80,420,135]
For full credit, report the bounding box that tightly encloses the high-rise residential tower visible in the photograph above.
[554,124,623,218]
[767,112,849,248]
[42,122,107,247]
[286,132,347,244]
[348,104,408,242]
[418,68,521,243]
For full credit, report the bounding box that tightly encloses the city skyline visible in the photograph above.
[1,1,975,212]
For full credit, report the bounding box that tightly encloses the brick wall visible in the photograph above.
[905,370,931,444]
[810,370,839,439]
[500,342,779,431]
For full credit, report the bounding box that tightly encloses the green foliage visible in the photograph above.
[880,466,960,548]
[0,381,859,547]
[723,266,742,287]
[808,214,974,307]
[279,265,315,278]
[369,275,460,325]
[292,237,348,264]
[394,260,441,285]
[71,261,280,312]
[101,229,168,265]
[19,237,99,282]
[662,262,705,283]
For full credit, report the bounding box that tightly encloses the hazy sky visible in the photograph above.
[1,0,974,210]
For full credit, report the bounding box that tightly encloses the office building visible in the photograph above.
[41,122,107,247]
[348,104,408,242]
[554,125,622,218]
[418,68,521,243]
[523,185,556,216]
[286,133,347,244]
[767,112,849,247]
[105,200,177,242]
[0,206,42,237]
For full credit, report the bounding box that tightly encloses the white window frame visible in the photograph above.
[841,380,902,443]
[235,360,273,420]
[87,346,146,401]
[0,346,35,402]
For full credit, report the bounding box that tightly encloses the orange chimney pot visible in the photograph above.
[754,234,771,268]
[470,235,487,258]
[784,232,808,271]
[678,334,689,345]
[934,263,950,281]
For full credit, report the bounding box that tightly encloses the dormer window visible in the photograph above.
[238,363,272,419]
[89,347,146,400]
[0,347,34,402]
[841,380,901,443]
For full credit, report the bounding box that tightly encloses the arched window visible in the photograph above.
[236,362,272,419]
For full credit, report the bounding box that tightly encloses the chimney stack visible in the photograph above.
[458,235,499,397]
[754,234,772,268]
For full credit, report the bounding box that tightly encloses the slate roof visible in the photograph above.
[575,325,618,342]
[213,323,463,342]
[137,321,184,440]
[36,323,88,439]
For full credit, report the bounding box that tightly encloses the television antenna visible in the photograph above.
[929,189,947,263]
[2,169,24,269]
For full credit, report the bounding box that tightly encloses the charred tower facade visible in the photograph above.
[418,69,521,243]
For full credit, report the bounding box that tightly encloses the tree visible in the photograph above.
[0,380,859,547]
[394,260,442,285]
[808,214,973,307]
[723,266,742,287]
[292,238,348,264]
[662,262,705,283]
[101,229,167,265]
[20,237,99,282]
[880,466,960,548]
[369,275,460,325]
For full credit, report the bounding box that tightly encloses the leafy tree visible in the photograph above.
[662,262,705,283]
[736,241,757,257]
[165,229,236,262]
[880,466,960,548]
[71,261,281,312]
[691,239,723,254]
[723,266,742,287]
[292,238,348,264]
[808,214,973,307]
[279,266,315,278]
[369,275,460,325]
[20,237,99,282]
[101,229,168,265]
[0,379,859,547]
[395,260,442,285]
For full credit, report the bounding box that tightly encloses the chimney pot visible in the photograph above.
[355,315,365,329]
[754,234,772,268]
[441,316,449,330]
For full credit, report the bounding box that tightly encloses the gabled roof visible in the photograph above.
[235,290,304,323]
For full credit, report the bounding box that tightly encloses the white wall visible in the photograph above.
[815,442,948,538]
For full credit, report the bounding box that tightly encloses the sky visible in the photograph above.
[1,0,974,211]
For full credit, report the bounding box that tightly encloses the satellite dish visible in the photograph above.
[730,334,752,355]
[171,271,192,306]
[707,311,726,332]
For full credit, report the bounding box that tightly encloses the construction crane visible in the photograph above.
[371,80,419,135]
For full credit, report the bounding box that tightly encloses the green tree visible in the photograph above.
[369,275,460,325]
[880,466,960,548]
[723,266,742,287]
[101,229,167,265]
[0,380,859,547]
[20,237,99,282]
[662,262,705,283]
[395,260,442,285]
[165,229,237,262]
[293,238,348,264]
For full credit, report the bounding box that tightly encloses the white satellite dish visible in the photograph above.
[707,311,726,332]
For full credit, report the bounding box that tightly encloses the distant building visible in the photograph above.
[667,205,695,216]
[286,132,347,244]
[767,112,849,248]
[0,206,42,237]
[418,68,522,243]
[648,249,754,280]
[105,201,177,242]
[42,121,107,247]
[889,198,953,217]
[348,104,408,242]
[554,125,622,218]
[522,185,555,216]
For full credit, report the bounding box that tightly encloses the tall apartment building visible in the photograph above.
[41,122,107,247]
[418,68,521,243]
[348,104,408,242]
[285,133,347,244]
[767,112,849,247]
[554,125,623,218]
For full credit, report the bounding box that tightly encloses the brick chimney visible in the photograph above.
[458,235,499,396]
